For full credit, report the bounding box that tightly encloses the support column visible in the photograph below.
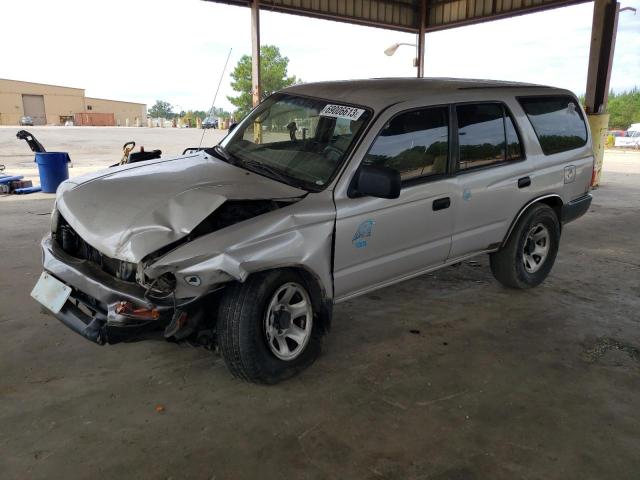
[585,0,619,187]
[416,0,426,77]
[251,0,261,108]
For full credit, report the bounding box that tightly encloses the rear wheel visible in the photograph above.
[217,270,322,384]
[490,204,560,289]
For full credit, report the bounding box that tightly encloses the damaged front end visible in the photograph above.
[43,212,183,344]
[41,232,173,345]
[37,150,335,347]
[43,196,307,345]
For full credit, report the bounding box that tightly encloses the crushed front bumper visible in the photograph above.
[41,236,173,344]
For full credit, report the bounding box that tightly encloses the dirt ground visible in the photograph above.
[0,138,639,479]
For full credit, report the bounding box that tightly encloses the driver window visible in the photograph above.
[364,107,449,182]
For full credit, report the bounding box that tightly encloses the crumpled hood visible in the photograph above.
[56,151,305,263]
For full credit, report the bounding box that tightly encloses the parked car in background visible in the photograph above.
[608,129,626,137]
[615,124,640,148]
[202,116,218,129]
[33,78,594,384]
[20,116,34,126]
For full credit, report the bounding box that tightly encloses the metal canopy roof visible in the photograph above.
[205,0,590,32]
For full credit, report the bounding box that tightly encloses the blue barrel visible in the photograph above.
[34,152,70,193]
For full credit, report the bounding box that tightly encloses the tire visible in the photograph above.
[217,269,323,384]
[490,203,560,289]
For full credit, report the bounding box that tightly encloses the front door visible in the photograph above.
[333,106,456,300]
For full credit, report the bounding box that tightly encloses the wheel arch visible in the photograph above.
[501,194,563,248]
[242,265,333,334]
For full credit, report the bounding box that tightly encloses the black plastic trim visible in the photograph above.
[54,301,107,345]
[518,176,532,188]
[562,194,592,224]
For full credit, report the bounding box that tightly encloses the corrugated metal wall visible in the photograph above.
[426,0,585,30]
[208,0,420,30]
[260,0,419,30]
[205,0,585,31]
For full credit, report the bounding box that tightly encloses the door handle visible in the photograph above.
[518,176,531,188]
[432,197,451,211]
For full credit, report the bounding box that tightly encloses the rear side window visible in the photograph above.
[518,96,587,155]
[456,103,523,171]
[364,106,449,182]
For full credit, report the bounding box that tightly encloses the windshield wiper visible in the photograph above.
[209,146,310,190]
[206,145,238,165]
[240,159,296,186]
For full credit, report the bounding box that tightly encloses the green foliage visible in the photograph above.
[179,111,203,128]
[179,107,233,127]
[210,107,232,119]
[607,88,640,129]
[578,88,640,129]
[227,45,298,120]
[537,135,586,155]
[148,100,174,118]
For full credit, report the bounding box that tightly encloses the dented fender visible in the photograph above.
[144,191,336,300]
[55,151,306,263]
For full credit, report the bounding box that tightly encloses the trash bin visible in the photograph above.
[34,152,70,193]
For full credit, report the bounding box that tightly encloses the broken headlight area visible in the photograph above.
[141,272,177,300]
[50,203,59,234]
[53,214,138,283]
[190,199,296,237]
[140,198,302,268]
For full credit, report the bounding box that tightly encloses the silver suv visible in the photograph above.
[33,78,593,383]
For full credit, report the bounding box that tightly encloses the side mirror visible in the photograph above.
[350,164,401,199]
[228,122,238,133]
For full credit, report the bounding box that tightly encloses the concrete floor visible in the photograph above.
[1,153,639,479]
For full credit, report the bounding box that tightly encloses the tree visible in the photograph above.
[149,100,174,119]
[578,88,640,129]
[607,88,640,129]
[227,45,298,119]
[211,106,232,119]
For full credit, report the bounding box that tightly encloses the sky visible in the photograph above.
[1,0,638,113]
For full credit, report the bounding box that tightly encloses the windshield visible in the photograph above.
[220,93,371,190]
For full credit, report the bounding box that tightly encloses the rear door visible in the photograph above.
[333,105,456,300]
[448,102,531,259]
[22,94,46,125]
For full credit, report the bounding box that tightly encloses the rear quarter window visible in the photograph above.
[518,96,587,155]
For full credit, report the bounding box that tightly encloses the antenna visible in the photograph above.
[199,47,233,148]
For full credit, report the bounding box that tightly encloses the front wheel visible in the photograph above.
[490,203,560,289]
[217,270,323,384]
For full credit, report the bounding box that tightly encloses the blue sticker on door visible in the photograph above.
[353,220,375,248]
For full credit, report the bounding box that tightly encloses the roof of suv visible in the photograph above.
[282,77,565,111]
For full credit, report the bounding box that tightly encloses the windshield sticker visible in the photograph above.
[320,104,365,121]
[353,220,375,249]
